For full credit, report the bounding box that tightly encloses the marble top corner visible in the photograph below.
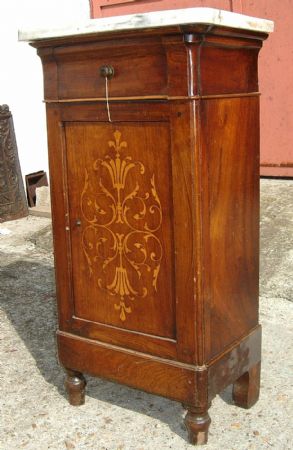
[18,7,274,42]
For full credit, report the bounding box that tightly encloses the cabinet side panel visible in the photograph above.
[200,46,259,95]
[201,96,260,360]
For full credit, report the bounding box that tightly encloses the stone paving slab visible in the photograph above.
[0,180,292,450]
[260,179,293,301]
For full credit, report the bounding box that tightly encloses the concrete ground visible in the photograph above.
[0,179,292,450]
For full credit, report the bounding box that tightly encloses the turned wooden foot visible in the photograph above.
[184,407,211,445]
[233,361,261,409]
[65,369,86,406]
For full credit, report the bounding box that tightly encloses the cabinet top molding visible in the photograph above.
[18,7,273,42]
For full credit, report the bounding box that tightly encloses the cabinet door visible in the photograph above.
[65,122,175,337]
[48,102,196,362]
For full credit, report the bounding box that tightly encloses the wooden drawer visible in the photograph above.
[40,32,262,102]
[52,40,168,100]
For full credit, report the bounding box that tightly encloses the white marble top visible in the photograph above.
[18,7,273,42]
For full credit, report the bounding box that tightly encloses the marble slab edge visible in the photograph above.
[18,7,274,42]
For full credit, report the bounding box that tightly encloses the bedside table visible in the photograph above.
[19,8,273,444]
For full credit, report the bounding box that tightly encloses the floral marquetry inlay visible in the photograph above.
[80,130,163,322]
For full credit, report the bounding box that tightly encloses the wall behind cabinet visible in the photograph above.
[91,0,292,177]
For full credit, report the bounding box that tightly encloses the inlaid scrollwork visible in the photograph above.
[81,130,163,321]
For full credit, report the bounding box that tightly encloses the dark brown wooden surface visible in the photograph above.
[34,23,268,444]
[47,100,197,363]
[58,331,198,404]
[56,39,167,99]
[208,326,261,401]
[232,360,261,409]
[200,96,260,361]
[65,121,175,335]
[35,26,265,101]
[65,368,86,406]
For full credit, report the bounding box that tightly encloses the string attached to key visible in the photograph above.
[100,65,114,122]
[105,76,112,123]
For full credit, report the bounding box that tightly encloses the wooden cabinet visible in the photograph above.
[25,10,271,444]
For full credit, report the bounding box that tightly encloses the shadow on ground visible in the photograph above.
[0,255,234,443]
[0,257,187,439]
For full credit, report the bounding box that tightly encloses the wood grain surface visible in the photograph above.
[35,22,268,444]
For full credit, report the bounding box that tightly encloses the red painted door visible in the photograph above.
[236,0,292,177]
[90,1,292,177]
[90,1,233,17]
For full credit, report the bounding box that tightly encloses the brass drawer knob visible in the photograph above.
[99,64,114,79]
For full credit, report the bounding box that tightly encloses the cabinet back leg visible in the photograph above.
[65,369,86,406]
[232,361,261,409]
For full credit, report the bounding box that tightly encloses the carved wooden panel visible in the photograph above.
[65,122,176,337]
[0,105,28,222]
